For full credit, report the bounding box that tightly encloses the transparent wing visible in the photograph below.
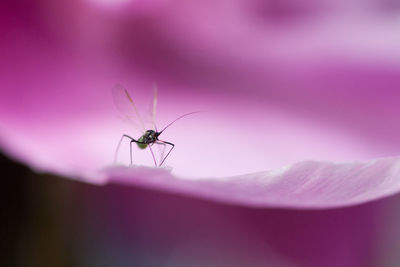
[143,83,159,131]
[112,84,146,133]
[152,83,158,131]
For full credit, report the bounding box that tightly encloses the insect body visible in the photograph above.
[118,130,174,167]
[113,85,199,167]
[137,130,158,149]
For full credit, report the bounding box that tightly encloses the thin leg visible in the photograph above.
[155,142,166,163]
[114,134,141,165]
[130,140,134,165]
[156,140,175,166]
[148,143,158,166]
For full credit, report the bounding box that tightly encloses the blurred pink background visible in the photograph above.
[1,0,400,266]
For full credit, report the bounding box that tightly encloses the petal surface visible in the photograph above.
[1,0,400,209]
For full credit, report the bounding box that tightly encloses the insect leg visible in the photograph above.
[114,134,140,165]
[129,140,134,165]
[157,142,167,163]
[157,140,175,166]
[148,143,158,166]
[152,141,166,164]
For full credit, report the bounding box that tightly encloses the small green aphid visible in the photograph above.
[112,85,199,166]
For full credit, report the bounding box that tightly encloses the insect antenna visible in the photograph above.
[159,111,203,135]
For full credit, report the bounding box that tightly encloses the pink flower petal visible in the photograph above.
[2,0,400,209]
[106,156,400,208]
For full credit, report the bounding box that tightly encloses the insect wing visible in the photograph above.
[112,85,146,133]
[142,83,159,131]
[150,83,158,131]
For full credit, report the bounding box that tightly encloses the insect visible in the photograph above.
[113,84,200,167]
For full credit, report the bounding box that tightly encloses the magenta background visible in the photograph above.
[2,0,400,179]
[2,0,400,266]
